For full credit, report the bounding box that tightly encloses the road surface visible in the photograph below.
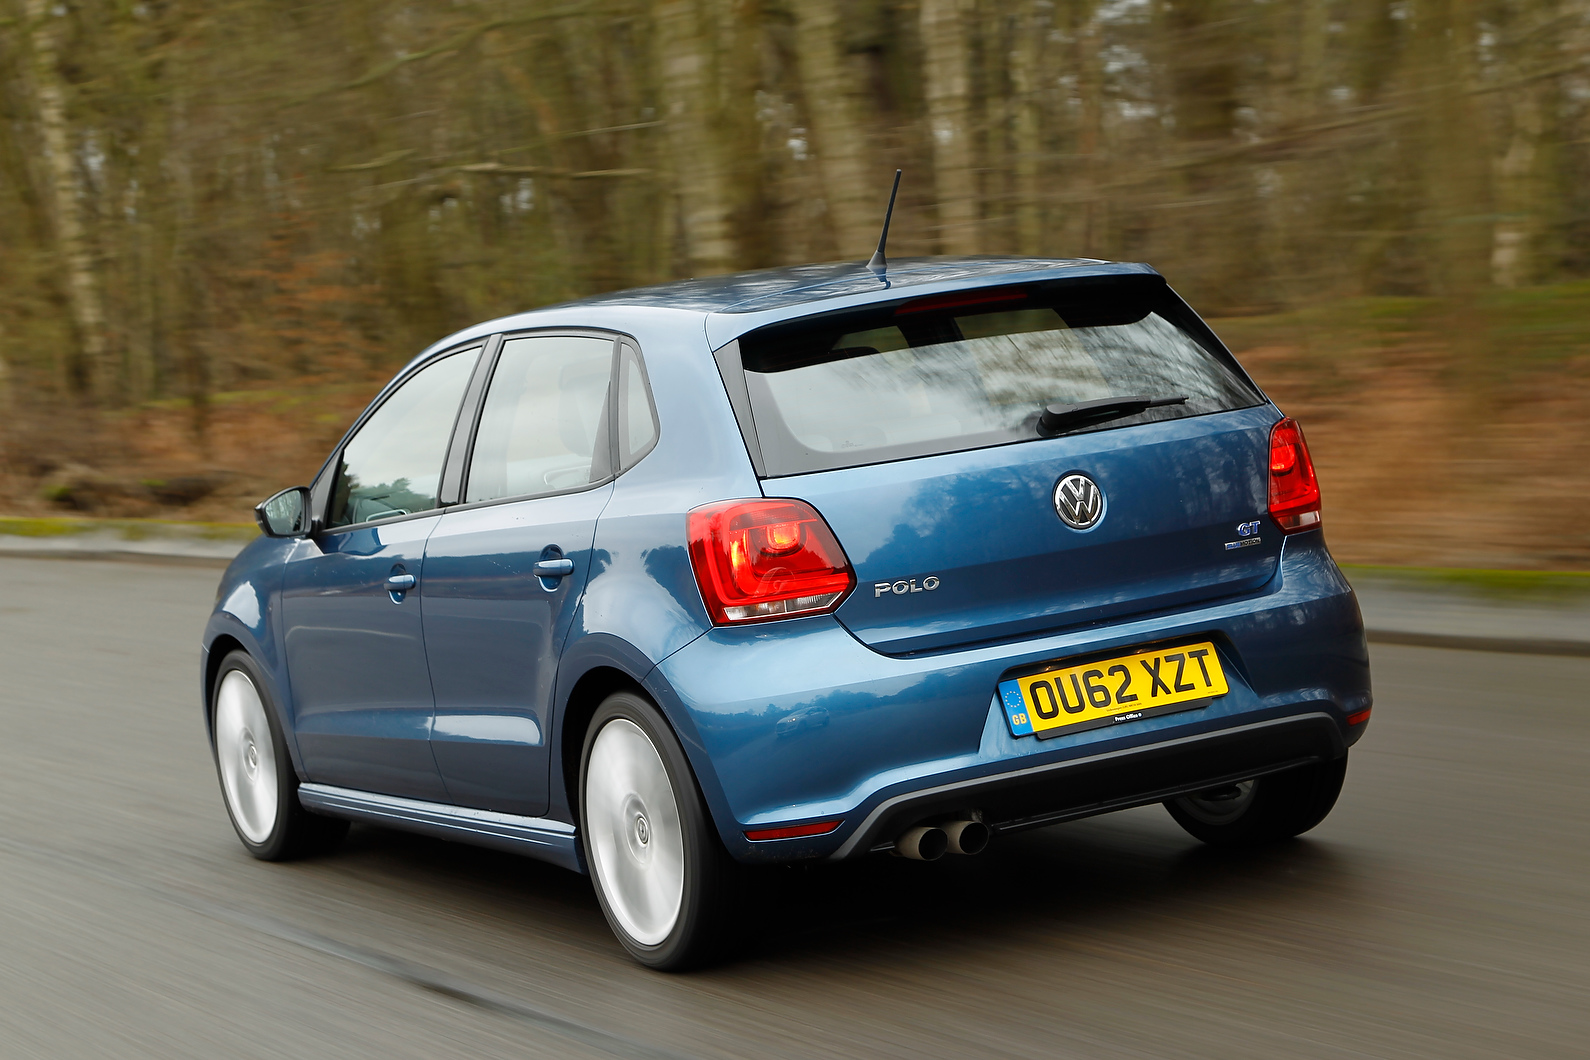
[0,556,1584,1059]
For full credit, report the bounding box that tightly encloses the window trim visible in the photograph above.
[314,342,486,534]
[616,340,661,472]
[438,333,503,507]
[711,339,766,477]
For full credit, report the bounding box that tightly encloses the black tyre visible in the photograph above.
[210,650,348,861]
[579,691,741,970]
[1164,755,1348,847]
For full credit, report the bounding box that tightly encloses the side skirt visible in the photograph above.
[298,783,583,874]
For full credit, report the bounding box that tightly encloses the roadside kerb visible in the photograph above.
[0,517,254,567]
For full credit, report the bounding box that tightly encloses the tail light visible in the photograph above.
[688,499,855,624]
[1268,417,1322,533]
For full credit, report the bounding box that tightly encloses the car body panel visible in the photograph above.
[778,405,1282,655]
[422,483,615,818]
[280,515,447,801]
[202,534,298,758]
[656,531,1365,861]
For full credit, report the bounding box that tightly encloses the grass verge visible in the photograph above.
[0,516,258,542]
[1342,564,1590,602]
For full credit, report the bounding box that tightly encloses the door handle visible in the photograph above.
[532,559,575,579]
[386,573,417,591]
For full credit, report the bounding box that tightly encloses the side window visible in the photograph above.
[465,335,616,504]
[618,344,659,470]
[327,350,477,529]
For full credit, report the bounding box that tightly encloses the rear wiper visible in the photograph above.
[1037,395,1188,437]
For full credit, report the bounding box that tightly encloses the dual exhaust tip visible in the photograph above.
[892,818,990,861]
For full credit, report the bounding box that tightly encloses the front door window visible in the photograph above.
[329,350,476,528]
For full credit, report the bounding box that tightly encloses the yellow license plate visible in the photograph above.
[998,641,1228,739]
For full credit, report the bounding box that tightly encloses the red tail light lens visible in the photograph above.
[688,499,855,624]
[1268,417,1322,533]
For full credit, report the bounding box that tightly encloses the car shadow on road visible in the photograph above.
[750,807,1361,959]
[729,808,1361,966]
[309,806,1362,972]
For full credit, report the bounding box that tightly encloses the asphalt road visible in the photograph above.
[1,556,1585,1060]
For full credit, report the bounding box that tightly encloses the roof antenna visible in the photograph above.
[866,169,902,279]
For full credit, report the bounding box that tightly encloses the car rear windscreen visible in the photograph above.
[732,275,1263,476]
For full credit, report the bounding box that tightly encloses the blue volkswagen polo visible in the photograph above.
[203,256,1371,969]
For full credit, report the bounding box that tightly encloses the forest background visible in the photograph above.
[2,0,1589,569]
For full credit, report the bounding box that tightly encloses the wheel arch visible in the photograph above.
[202,633,247,743]
[559,665,649,822]
[550,632,728,839]
[200,613,304,775]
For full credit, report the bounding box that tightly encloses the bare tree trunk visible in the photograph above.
[1413,0,1492,296]
[1295,0,1328,113]
[1267,0,1331,303]
[1491,89,1541,289]
[23,0,109,400]
[1010,0,1050,255]
[655,0,737,275]
[122,133,158,404]
[1488,0,1557,295]
[490,33,582,285]
[1075,2,1105,257]
[710,0,767,267]
[920,0,981,255]
[791,0,876,260]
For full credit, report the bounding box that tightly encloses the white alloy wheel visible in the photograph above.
[214,669,280,845]
[583,718,685,946]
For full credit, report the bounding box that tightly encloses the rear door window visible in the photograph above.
[733,276,1262,476]
[465,334,617,503]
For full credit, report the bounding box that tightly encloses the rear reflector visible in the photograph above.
[744,820,843,842]
[1267,417,1323,533]
[688,498,855,624]
[1346,708,1372,726]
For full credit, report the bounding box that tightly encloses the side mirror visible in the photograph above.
[254,486,313,538]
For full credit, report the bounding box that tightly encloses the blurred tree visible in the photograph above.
[0,0,1588,432]
[657,0,738,274]
[920,0,982,254]
[19,0,107,398]
[792,0,879,259]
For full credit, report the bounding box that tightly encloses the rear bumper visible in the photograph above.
[829,712,1344,858]
[653,531,1368,864]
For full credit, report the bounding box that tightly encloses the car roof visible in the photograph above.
[407,256,1162,367]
